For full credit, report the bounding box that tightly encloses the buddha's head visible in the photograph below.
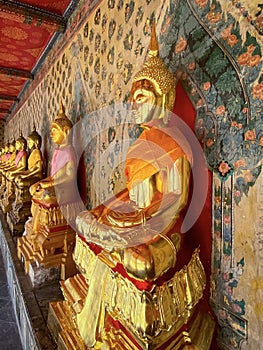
[9,139,16,153]
[51,101,73,146]
[4,142,10,154]
[27,126,42,150]
[16,133,27,151]
[130,21,176,125]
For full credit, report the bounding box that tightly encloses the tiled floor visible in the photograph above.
[0,250,23,350]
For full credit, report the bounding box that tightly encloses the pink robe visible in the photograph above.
[15,150,27,167]
[51,145,77,177]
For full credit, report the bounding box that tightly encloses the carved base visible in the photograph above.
[0,194,15,214]
[6,201,31,236]
[17,223,78,284]
[47,247,216,350]
[1,182,15,213]
[28,260,61,288]
[48,298,215,350]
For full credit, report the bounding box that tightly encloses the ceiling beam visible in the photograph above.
[0,95,19,102]
[0,67,33,79]
[0,108,10,114]
[0,0,66,32]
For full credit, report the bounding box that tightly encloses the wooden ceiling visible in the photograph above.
[0,0,80,121]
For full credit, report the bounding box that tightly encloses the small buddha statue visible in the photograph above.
[0,145,8,183]
[17,101,81,280]
[0,140,16,173]
[15,126,44,189]
[2,134,27,213]
[4,142,11,162]
[5,133,27,181]
[8,127,44,234]
[0,148,3,164]
[1,142,10,165]
[0,140,16,198]
[65,21,215,349]
[29,101,80,228]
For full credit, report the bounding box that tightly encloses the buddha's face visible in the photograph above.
[131,80,156,125]
[27,138,34,150]
[51,123,66,145]
[15,140,22,151]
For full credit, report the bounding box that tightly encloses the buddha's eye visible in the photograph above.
[135,94,145,102]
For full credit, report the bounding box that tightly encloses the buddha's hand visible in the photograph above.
[76,210,127,250]
[123,244,155,280]
[8,172,15,181]
[123,233,180,280]
[14,176,22,187]
[29,181,41,195]
[15,175,21,182]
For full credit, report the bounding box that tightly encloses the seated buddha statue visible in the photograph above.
[0,148,4,164]
[17,101,81,279]
[61,22,215,350]
[28,101,80,228]
[7,127,44,234]
[0,144,9,187]
[15,126,44,190]
[2,134,27,213]
[0,140,16,199]
[5,133,27,181]
[0,140,16,173]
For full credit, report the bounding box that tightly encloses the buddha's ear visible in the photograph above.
[64,126,71,136]
[153,94,168,124]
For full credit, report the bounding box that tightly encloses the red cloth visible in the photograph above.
[5,153,11,162]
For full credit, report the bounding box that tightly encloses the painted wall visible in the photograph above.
[3,0,263,348]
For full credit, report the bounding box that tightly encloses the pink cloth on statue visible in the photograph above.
[51,145,77,176]
[5,153,11,162]
[15,150,26,166]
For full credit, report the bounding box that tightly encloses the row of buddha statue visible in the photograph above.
[0,104,79,282]
[0,127,43,233]
[0,21,216,349]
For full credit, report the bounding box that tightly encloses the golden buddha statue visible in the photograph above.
[0,139,19,209]
[0,143,10,190]
[1,135,27,214]
[17,102,81,281]
[0,140,16,175]
[0,148,4,164]
[49,22,215,350]
[7,127,44,235]
[5,133,27,181]
[15,127,43,187]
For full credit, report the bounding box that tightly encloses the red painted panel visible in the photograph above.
[173,81,212,299]
[0,18,54,71]
[0,76,27,95]
[0,100,13,109]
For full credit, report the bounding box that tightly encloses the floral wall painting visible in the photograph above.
[211,175,248,349]
[3,0,263,348]
[159,0,262,204]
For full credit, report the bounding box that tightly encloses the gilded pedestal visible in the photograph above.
[0,179,16,214]
[7,186,32,235]
[48,236,215,349]
[17,199,78,286]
